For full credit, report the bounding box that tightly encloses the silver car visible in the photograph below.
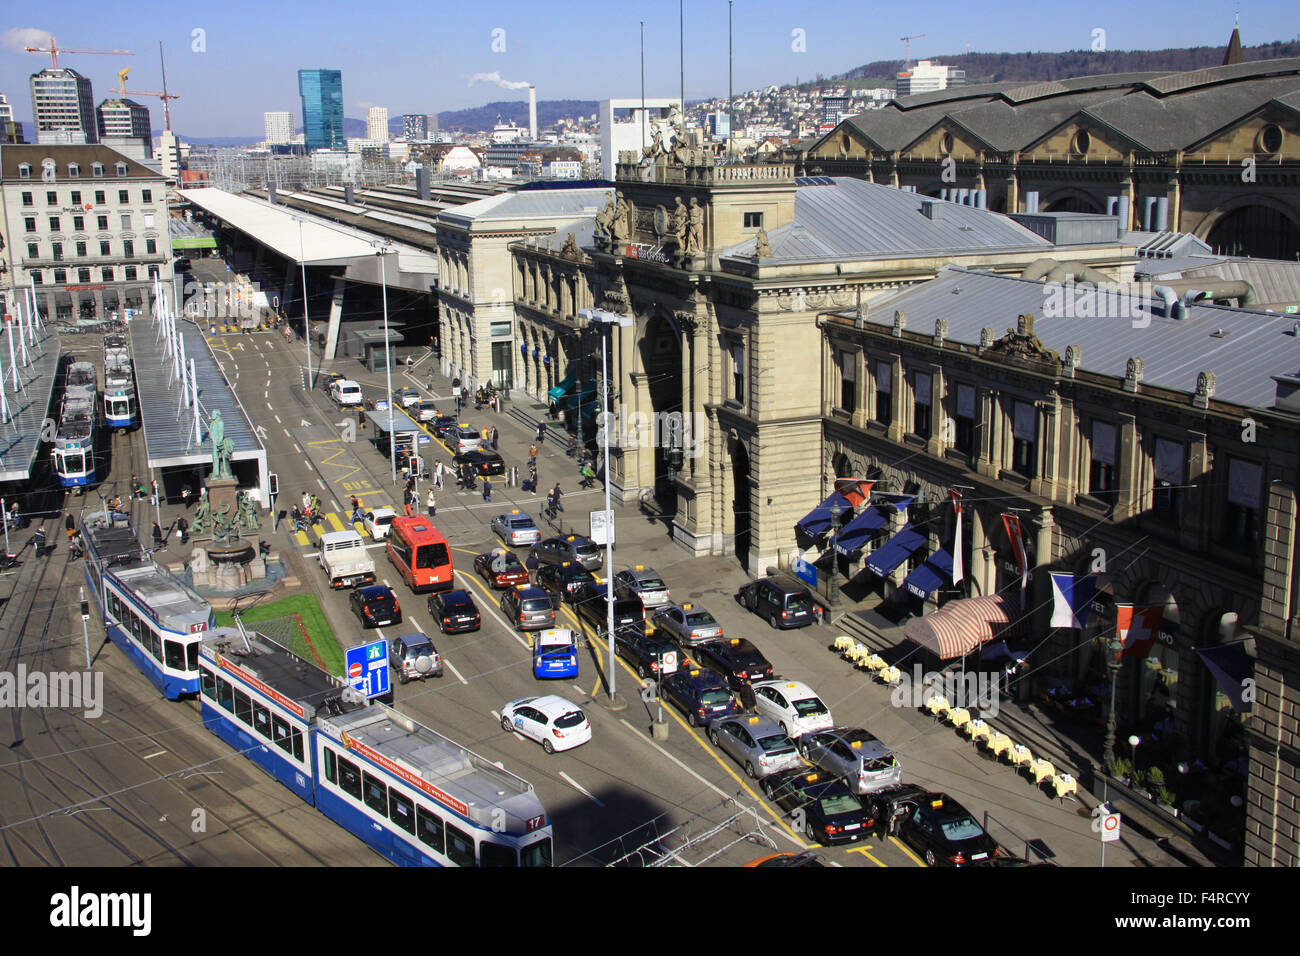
[531,535,602,572]
[709,714,803,779]
[614,566,671,609]
[801,727,903,795]
[492,511,540,547]
[651,603,723,648]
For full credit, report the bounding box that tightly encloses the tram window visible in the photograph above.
[233,690,252,726]
[272,715,292,753]
[164,640,185,671]
[323,747,337,784]
[186,643,199,672]
[445,823,477,867]
[216,677,233,712]
[521,838,553,868]
[479,841,519,867]
[389,791,416,834]
[291,728,304,762]
[128,612,142,641]
[362,772,388,814]
[252,703,271,738]
[108,594,120,618]
[200,669,216,700]
[416,806,444,853]
[338,758,362,799]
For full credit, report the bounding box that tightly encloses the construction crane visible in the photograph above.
[111,65,181,130]
[900,34,926,72]
[24,36,133,70]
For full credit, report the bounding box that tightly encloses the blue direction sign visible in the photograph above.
[792,553,817,587]
[346,639,390,699]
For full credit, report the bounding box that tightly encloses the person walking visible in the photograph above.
[177,516,189,544]
[491,426,499,451]
[64,511,76,538]
[481,476,492,503]
[426,488,437,517]
[537,420,546,442]
[350,495,363,525]
[152,521,166,551]
[403,494,414,518]
[528,443,538,465]
[33,524,47,555]
[301,491,312,516]
[434,460,444,489]
[529,464,538,495]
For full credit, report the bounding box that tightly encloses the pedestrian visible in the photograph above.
[311,494,322,519]
[528,443,538,463]
[551,482,564,513]
[426,488,437,517]
[301,491,312,515]
[64,511,75,535]
[529,464,538,495]
[358,407,366,430]
[482,476,492,503]
[426,368,435,390]
[491,426,499,450]
[290,505,306,533]
[434,460,444,489]
[481,425,489,443]
[403,495,414,518]
[7,501,19,529]
[33,525,47,554]
[152,521,165,551]
[406,355,413,372]
[350,495,363,525]
[177,516,189,544]
[537,420,546,442]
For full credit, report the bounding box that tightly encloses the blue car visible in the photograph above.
[532,628,579,679]
[660,667,741,727]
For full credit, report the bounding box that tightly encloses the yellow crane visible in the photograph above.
[112,62,181,132]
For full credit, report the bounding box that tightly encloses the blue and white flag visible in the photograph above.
[1049,572,1097,629]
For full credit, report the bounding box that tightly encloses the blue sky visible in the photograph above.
[1,0,1291,136]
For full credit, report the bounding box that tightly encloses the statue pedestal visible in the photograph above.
[204,477,239,525]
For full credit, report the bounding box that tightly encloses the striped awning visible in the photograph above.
[903,594,1030,660]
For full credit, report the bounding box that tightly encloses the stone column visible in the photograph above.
[1005,173,1019,214]
[1035,401,1058,501]
[977,388,1000,479]
[887,355,904,443]
[1112,412,1140,521]
[971,503,990,596]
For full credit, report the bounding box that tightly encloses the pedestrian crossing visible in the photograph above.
[288,513,388,548]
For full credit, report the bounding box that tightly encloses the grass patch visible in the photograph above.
[215,593,347,677]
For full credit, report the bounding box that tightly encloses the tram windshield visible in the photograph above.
[521,838,553,868]
[57,450,86,474]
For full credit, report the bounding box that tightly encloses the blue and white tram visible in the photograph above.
[81,510,213,699]
[52,394,96,488]
[102,334,136,429]
[197,628,554,867]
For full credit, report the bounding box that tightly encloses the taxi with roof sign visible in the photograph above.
[532,627,579,679]
[474,549,530,589]
[761,768,877,846]
[660,667,741,726]
[708,713,802,779]
[651,602,723,648]
[751,679,834,740]
[613,565,671,609]
[491,509,540,547]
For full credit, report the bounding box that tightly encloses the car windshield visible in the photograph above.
[700,689,732,707]
[539,644,572,657]
[554,711,585,729]
[758,734,794,754]
[638,577,665,590]
[818,793,863,815]
[522,598,552,612]
[685,611,717,627]
[575,545,599,559]
[511,518,535,529]
[864,754,897,770]
[793,697,828,717]
[786,594,812,612]
[940,817,985,841]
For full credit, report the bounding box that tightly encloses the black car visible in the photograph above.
[660,668,741,727]
[877,788,1003,866]
[573,584,645,633]
[762,768,878,845]
[427,589,481,634]
[695,638,775,693]
[613,627,682,680]
[453,450,505,477]
[535,562,597,604]
[431,416,459,441]
[737,577,817,629]
[349,584,402,628]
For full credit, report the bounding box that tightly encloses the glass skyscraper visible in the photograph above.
[298,69,343,151]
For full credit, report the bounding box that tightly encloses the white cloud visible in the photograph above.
[2,27,53,53]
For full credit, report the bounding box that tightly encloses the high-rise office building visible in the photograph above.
[30,68,97,144]
[895,61,965,97]
[403,113,436,141]
[264,111,293,144]
[820,88,850,128]
[366,106,389,144]
[97,99,151,139]
[0,94,24,143]
[297,69,344,151]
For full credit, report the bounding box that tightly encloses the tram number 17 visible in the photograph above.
[525,814,546,832]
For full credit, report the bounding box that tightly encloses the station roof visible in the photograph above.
[0,320,61,483]
[130,316,266,470]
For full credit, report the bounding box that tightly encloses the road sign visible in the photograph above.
[792,553,817,587]
[589,508,615,546]
[345,639,390,699]
[1100,811,1121,843]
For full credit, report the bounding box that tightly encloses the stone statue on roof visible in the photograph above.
[754,228,771,259]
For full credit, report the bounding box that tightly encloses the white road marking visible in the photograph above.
[266,402,272,409]
[559,771,604,807]
[455,570,528,648]
[330,498,340,511]
[316,478,326,490]
[444,658,468,685]
[293,443,302,453]
[274,414,282,423]
[142,750,166,760]
[572,684,586,696]
[491,709,501,722]
[283,428,290,437]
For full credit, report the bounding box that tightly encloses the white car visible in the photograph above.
[364,507,398,540]
[492,511,540,547]
[501,695,592,754]
[751,680,834,740]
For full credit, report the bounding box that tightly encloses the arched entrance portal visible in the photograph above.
[639,314,682,514]
[1205,204,1300,260]
[732,441,752,572]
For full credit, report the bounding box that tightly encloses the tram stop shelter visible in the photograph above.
[365,406,427,475]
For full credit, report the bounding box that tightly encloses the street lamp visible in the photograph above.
[1129,734,1142,781]
[579,307,632,704]
[827,500,844,608]
[292,216,313,390]
[372,242,397,484]
[1103,635,1124,771]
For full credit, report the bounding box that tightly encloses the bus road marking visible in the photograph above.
[559,772,604,807]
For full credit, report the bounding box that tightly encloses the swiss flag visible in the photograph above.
[1116,604,1165,660]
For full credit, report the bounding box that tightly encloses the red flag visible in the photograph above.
[1001,513,1028,602]
[950,490,964,585]
[834,478,875,509]
[1116,604,1165,660]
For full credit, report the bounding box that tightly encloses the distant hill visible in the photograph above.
[828,39,1300,89]
[435,99,599,132]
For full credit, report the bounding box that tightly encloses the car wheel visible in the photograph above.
[768,612,780,629]
[687,711,699,728]
[543,739,555,755]
[744,761,757,779]
[709,730,720,746]
[805,818,818,842]
[925,849,938,867]
[761,779,775,799]
[501,715,514,734]
[398,672,408,685]
[797,738,809,758]
[637,662,649,679]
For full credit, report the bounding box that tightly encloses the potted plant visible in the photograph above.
[1145,766,1166,800]
[1108,756,1134,787]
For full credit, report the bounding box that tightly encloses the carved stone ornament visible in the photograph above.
[1062,344,1081,377]
[1124,356,1144,392]
[892,309,906,337]
[933,317,949,347]
[979,327,995,350]
[560,233,581,260]
[987,313,1058,363]
[674,310,699,335]
[653,204,670,241]
[1194,370,1216,408]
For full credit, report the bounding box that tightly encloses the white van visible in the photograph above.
[330,378,364,408]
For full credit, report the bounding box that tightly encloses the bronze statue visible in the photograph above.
[237,490,261,531]
[192,493,211,535]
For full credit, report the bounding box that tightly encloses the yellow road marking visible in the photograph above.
[327,512,344,531]
[889,835,926,866]
[295,529,309,546]
[845,845,888,867]
[307,438,340,446]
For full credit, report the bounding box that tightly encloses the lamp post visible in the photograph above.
[827,500,843,608]
[1103,635,1124,771]
[293,216,312,390]
[579,307,632,704]
[372,243,396,484]
[1129,734,1142,782]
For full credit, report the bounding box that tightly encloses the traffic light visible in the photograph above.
[269,473,279,497]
